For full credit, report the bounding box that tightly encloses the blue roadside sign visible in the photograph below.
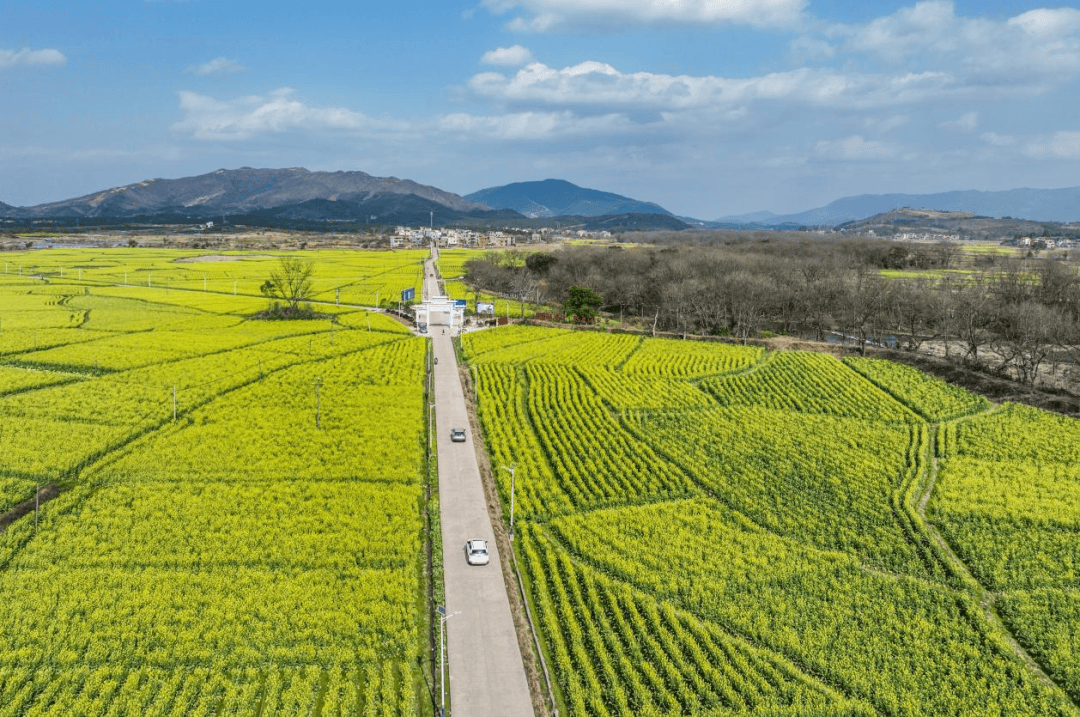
[401,287,415,302]
[454,299,467,307]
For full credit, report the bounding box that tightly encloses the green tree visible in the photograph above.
[526,252,558,275]
[564,285,603,323]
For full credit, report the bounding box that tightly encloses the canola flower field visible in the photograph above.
[463,325,1080,716]
[0,248,433,714]
[5,244,1080,716]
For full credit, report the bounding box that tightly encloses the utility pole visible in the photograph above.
[234,279,237,295]
[437,607,458,717]
[502,464,516,541]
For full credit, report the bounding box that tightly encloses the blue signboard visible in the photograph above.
[401,287,415,302]
[454,299,467,308]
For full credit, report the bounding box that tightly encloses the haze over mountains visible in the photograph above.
[3,167,1078,228]
[717,187,1080,226]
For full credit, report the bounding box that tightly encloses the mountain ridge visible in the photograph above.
[1,167,490,219]
[466,179,672,218]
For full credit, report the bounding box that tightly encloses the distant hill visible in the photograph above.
[835,207,1079,242]
[466,179,672,218]
[717,186,1080,226]
[0,167,489,220]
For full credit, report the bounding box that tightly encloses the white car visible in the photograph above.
[465,539,489,566]
[450,428,467,443]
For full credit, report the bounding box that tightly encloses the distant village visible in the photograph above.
[390,226,612,248]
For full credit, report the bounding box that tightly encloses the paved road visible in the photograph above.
[424,255,534,717]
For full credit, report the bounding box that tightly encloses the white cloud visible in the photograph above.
[789,36,838,63]
[815,135,897,160]
[190,57,247,76]
[481,45,534,67]
[0,48,66,70]
[1008,8,1080,37]
[829,1,1080,82]
[481,0,806,31]
[940,111,978,132]
[468,61,959,113]
[1025,131,1080,158]
[172,88,402,140]
[439,110,633,140]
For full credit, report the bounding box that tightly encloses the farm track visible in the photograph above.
[0,483,61,533]
[533,521,868,710]
[915,415,1080,713]
[0,335,410,566]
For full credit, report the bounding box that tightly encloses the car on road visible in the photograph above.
[450,428,467,442]
[465,539,489,565]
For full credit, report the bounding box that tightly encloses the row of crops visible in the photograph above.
[462,324,1080,715]
[2,247,426,309]
[932,404,1080,698]
[0,250,435,714]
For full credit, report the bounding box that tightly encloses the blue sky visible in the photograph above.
[2,0,1079,218]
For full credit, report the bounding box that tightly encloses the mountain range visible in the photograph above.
[466,179,672,218]
[5,168,1079,229]
[716,187,1080,226]
[0,167,496,222]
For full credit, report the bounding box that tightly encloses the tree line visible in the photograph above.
[464,234,1080,391]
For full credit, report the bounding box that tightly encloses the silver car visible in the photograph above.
[465,539,489,566]
[450,428,467,442]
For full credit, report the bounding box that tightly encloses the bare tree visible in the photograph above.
[934,241,963,270]
[989,301,1067,385]
[262,257,316,310]
[953,278,995,365]
[723,270,776,342]
[888,278,934,351]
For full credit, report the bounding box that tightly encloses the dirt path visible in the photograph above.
[0,484,61,533]
[915,428,1078,710]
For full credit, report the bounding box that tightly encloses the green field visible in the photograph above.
[0,249,434,714]
[5,247,1080,715]
[2,247,425,308]
[464,325,1080,716]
